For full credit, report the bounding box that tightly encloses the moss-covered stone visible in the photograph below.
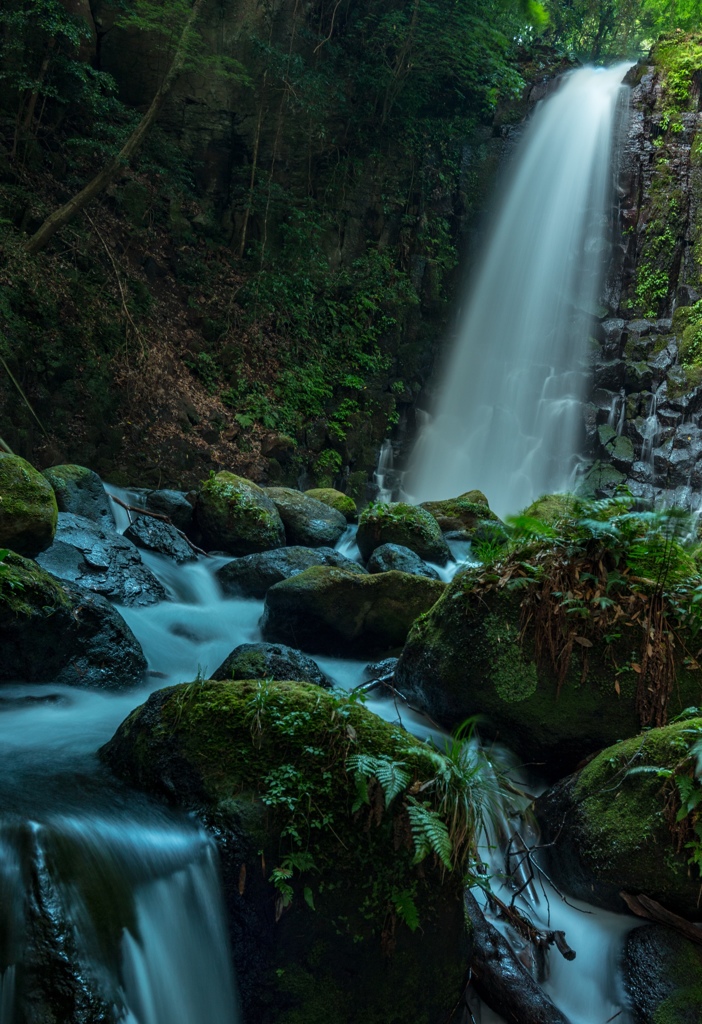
[195,472,285,555]
[304,488,357,522]
[261,565,446,655]
[522,492,581,525]
[537,721,702,917]
[357,502,451,565]
[394,568,702,774]
[264,487,347,547]
[0,454,58,557]
[99,680,470,1024]
[211,642,330,688]
[0,552,145,688]
[420,492,500,538]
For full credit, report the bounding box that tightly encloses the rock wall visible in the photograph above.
[586,41,702,510]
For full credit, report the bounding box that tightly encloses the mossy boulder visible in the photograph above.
[261,565,446,655]
[264,487,347,547]
[196,472,285,555]
[304,487,357,521]
[357,502,451,565]
[536,721,702,917]
[211,642,330,688]
[522,492,581,525]
[420,492,499,539]
[393,569,702,774]
[99,680,470,1024]
[0,552,146,688]
[623,925,702,1024]
[216,546,366,599]
[42,464,114,526]
[0,454,58,557]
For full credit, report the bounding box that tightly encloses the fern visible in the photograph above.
[391,888,419,932]
[346,753,410,807]
[407,798,453,870]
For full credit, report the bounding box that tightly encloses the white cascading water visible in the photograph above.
[407,64,631,519]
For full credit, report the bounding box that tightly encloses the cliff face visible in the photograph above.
[587,39,702,509]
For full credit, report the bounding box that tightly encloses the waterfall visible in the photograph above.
[0,812,239,1024]
[407,64,631,519]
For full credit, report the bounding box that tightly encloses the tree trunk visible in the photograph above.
[24,0,206,257]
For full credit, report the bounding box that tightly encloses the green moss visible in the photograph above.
[0,551,70,617]
[304,488,357,521]
[522,493,581,525]
[484,614,538,703]
[196,471,285,555]
[0,454,58,557]
[572,722,702,913]
[357,502,449,563]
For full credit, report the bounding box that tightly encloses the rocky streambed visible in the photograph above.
[0,452,701,1023]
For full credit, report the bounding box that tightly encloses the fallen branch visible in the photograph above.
[110,494,208,557]
[620,891,702,946]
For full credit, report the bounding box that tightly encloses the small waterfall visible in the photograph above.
[607,388,627,435]
[373,440,398,502]
[641,387,660,467]
[0,813,239,1024]
[407,64,631,518]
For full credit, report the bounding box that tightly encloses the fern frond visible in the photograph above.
[407,798,453,870]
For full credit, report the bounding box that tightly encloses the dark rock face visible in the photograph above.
[143,489,194,532]
[623,924,702,1023]
[263,487,347,547]
[124,516,196,563]
[36,513,167,606]
[211,642,331,688]
[586,54,702,508]
[42,464,115,527]
[366,543,441,579]
[216,546,366,599]
[0,553,146,689]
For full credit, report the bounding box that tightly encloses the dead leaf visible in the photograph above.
[238,864,246,895]
[631,663,642,674]
[574,636,593,648]
[614,679,621,696]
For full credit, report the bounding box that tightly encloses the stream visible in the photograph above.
[0,486,637,1023]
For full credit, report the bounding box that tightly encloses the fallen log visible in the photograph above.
[620,891,702,947]
[463,890,571,1024]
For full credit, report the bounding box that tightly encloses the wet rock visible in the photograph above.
[593,360,626,390]
[364,657,398,680]
[597,424,635,469]
[263,486,347,547]
[303,487,357,522]
[627,319,653,336]
[261,565,446,655]
[195,472,285,556]
[676,283,700,307]
[625,361,654,392]
[36,512,166,606]
[367,543,441,579]
[212,642,330,687]
[0,552,146,688]
[357,502,451,565]
[623,924,702,1024]
[100,680,470,1024]
[42,464,114,526]
[0,454,58,557]
[124,516,196,563]
[216,546,366,599]
[600,319,626,358]
[143,489,194,532]
[580,460,626,496]
[536,720,702,917]
[419,492,499,539]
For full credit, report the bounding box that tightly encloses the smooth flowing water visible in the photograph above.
[407,64,631,519]
[0,491,636,1023]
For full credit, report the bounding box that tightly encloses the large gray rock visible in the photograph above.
[216,546,366,599]
[264,487,347,547]
[0,553,146,688]
[366,543,440,579]
[36,513,166,606]
[42,464,114,526]
[0,454,58,557]
[212,642,330,687]
[143,488,194,531]
[124,516,196,563]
